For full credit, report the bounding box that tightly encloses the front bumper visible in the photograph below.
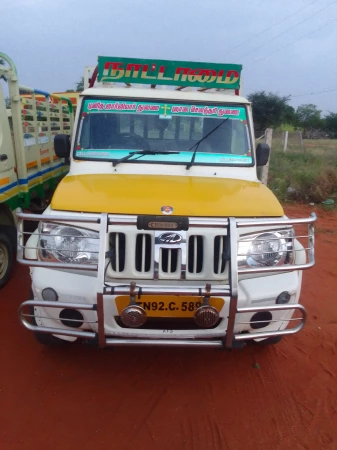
[19,267,306,348]
[17,210,315,348]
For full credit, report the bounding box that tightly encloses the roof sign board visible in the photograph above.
[97,56,242,90]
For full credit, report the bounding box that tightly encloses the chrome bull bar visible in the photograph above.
[18,300,307,348]
[17,209,316,348]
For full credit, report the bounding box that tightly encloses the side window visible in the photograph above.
[79,115,90,148]
[231,121,249,155]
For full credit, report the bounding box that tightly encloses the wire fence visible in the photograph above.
[255,129,337,156]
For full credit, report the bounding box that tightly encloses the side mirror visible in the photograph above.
[256,143,270,166]
[54,134,71,158]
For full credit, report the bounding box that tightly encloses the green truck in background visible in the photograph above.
[0,52,73,287]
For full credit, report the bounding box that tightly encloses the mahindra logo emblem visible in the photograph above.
[158,233,182,244]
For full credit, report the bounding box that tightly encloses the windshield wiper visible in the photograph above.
[186,118,229,170]
[112,150,180,167]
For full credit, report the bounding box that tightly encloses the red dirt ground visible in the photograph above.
[0,205,336,450]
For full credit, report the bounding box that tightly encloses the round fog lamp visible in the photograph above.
[194,305,220,328]
[42,288,58,302]
[121,305,147,328]
[276,291,291,304]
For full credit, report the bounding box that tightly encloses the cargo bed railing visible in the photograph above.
[17,209,316,348]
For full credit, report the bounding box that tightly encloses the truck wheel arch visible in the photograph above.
[0,205,16,288]
[0,204,16,251]
[0,232,13,288]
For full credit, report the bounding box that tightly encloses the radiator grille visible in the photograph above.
[109,233,126,272]
[214,236,226,274]
[188,235,203,274]
[135,234,152,273]
[161,248,180,274]
[108,231,228,279]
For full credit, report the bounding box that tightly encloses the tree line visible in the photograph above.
[248,91,337,138]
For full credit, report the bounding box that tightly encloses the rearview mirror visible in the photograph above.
[256,143,270,166]
[54,134,71,158]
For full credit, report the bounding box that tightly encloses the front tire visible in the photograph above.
[253,335,283,346]
[0,233,13,288]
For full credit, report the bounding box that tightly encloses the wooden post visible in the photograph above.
[299,131,304,147]
[283,130,288,152]
[261,128,273,185]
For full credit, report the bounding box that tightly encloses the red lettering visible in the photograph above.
[103,61,125,79]
[225,70,239,84]
[141,64,157,80]
[125,63,142,78]
[158,65,173,81]
[174,67,190,82]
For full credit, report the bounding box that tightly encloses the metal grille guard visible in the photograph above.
[17,209,316,348]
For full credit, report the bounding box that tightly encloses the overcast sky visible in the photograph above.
[1,0,337,114]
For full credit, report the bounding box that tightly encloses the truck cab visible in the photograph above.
[17,56,316,348]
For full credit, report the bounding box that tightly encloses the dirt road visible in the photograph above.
[1,205,336,450]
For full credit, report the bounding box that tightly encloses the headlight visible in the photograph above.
[38,223,99,264]
[238,229,294,268]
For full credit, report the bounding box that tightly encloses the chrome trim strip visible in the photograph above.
[238,261,315,274]
[97,213,109,348]
[236,213,316,228]
[108,216,229,228]
[18,300,97,339]
[19,300,96,310]
[97,293,105,348]
[234,304,306,341]
[104,286,231,296]
[236,303,307,315]
[16,210,316,228]
[235,328,304,341]
[105,339,224,348]
[225,218,239,348]
[16,259,98,271]
[17,209,101,223]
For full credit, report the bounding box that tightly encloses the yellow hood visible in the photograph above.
[51,174,283,217]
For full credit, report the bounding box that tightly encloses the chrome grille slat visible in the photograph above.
[214,235,226,275]
[193,236,197,274]
[115,233,120,273]
[160,248,180,276]
[135,233,152,274]
[110,232,126,273]
[187,235,203,275]
[168,248,172,273]
[218,236,223,274]
[141,234,146,273]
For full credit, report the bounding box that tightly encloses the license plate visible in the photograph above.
[115,296,225,318]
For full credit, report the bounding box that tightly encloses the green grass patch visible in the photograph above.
[268,149,337,204]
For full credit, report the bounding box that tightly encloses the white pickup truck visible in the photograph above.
[17,56,316,349]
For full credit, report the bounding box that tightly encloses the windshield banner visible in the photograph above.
[97,56,242,90]
[83,100,246,120]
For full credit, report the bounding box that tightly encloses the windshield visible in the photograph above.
[75,99,252,166]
